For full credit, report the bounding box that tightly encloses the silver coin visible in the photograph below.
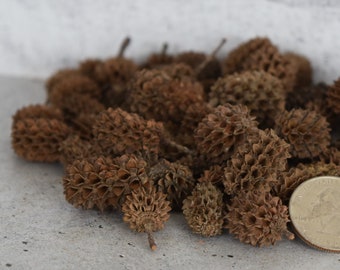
[289,176,340,253]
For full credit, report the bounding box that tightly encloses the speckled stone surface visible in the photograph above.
[1,76,340,270]
[0,0,340,83]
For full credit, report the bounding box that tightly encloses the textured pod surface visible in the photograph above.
[48,75,102,104]
[63,154,150,211]
[195,104,258,164]
[92,107,163,158]
[223,129,290,195]
[209,71,285,127]
[150,159,196,209]
[182,182,224,237]
[327,78,340,114]
[275,109,331,159]
[45,68,81,95]
[223,37,296,92]
[122,184,171,233]
[12,104,63,123]
[11,118,70,162]
[284,52,312,89]
[226,190,294,247]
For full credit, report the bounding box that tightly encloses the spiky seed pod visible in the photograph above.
[182,182,224,237]
[122,184,171,250]
[223,129,290,195]
[275,109,331,159]
[223,37,296,92]
[197,165,224,187]
[159,63,195,80]
[50,92,105,118]
[209,71,285,128]
[59,135,101,166]
[194,104,258,165]
[45,68,81,95]
[63,156,117,211]
[284,52,312,89]
[92,108,163,159]
[320,147,340,165]
[12,104,63,124]
[48,75,102,105]
[79,59,102,80]
[149,159,196,209]
[327,78,340,114]
[127,68,205,128]
[12,118,70,162]
[141,43,174,69]
[274,162,340,203]
[285,83,328,111]
[226,190,294,247]
[93,38,137,108]
[63,154,150,211]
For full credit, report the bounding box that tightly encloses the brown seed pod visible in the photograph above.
[122,184,171,250]
[197,165,225,188]
[79,58,103,80]
[92,107,163,160]
[274,162,340,203]
[149,159,196,209]
[284,52,312,89]
[223,129,290,195]
[226,190,294,247]
[12,104,63,124]
[327,78,340,114]
[93,37,138,108]
[45,68,81,96]
[63,154,150,211]
[182,182,224,237]
[223,37,296,92]
[141,43,174,69]
[194,104,258,165]
[12,118,70,162]
[209,71,286,128]
[275,109,331,159]
[48,75,102,105]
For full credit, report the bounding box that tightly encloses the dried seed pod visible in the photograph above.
[223,37,296,92]
[209,71,285,128]
[126,68,205,125]
[63,154,150,211]
[149,159,196,209]
[284,52,312,89]
[194,104,258,165]
[327,78,340,114]
[122,184,171,250]
[12,118,70,162]
[274,162,340,203]
[79,58,102,80]
[224,129,290,195]
[93,37,138,108]
[92,107,163,159]
[182,182,224,237]
[275,109,331,159]
[59,135,101,166]
[159,62,195,80]
[45,68,81,96]
[226,190,294,247]
[12,104,63,124]
[197,165,224,188]
[48,75,102,105]
[141,43,174,69]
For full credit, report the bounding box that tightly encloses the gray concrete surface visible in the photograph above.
[1,76,340,269]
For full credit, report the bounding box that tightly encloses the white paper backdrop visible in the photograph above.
[0,0,339,83]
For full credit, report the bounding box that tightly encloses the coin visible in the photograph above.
[289,176,340,253]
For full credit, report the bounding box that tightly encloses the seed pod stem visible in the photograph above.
[118,37,131,58]
[147,231,157,251]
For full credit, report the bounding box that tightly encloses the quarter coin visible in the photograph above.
[289,176,340,253]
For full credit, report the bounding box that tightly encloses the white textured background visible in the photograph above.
[0,0,340,83]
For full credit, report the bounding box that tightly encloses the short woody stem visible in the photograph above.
[161,43,168,57]
[195,38,227,75]
[147,232,157,251]
[118,37,131,58]
[162,137,193,155]
[285,229,295,240]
